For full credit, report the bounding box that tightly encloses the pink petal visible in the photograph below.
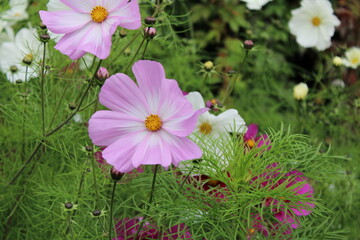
[132,60,165,112]
[161,132,203,166]
[88,110,144,146]
[60,0,94,13]
[102,131,147,173]
[131,131,172,168]
[107,0,141,30]
[244,124,258,140]
[39,10,91,34]
[99,73,148,119]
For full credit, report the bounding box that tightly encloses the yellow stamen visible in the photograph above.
[312,17,321,26]
[206,179,220,187]
[351,58,359,65]
[25,53,33,61]
[246,139,255,148]
[145,114,162,132]
[248,228,256,235]
[91,6,108,23]
[199,122,212,135]
[210,99,217,105]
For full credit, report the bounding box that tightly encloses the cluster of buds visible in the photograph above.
[144,16,157,39]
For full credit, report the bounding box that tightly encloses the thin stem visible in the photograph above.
[8,60,103,185]
[114,31,142,58]
[79,98,97,112]
[108,181,117,240]
[123,36,146,73]
[90,150,100,207]
[134,165,159,239]
[7,140,43,185]
[173,166,195,201]
[48,60,79,129]
[21,66,29,162]
[40,42,47,137]
[141,39,150,60]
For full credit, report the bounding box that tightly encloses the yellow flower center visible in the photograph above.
[25,53,33,61]
[312,17,321,26]
[145,114,162,132]
[199,122,212,135]
[91,6,108,23]
[246,139,255,149]
[248,228,256,235]
[351,57,359,65]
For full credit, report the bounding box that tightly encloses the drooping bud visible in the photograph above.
[119,29,127,38]
[203,61,214,71]
[293,82,309,100]
[39,22,47,29]
[10,65,18,73]
[110,167,124,181]
[96,67,110,82]
[65,202,73,209]
[40,33,50,43]
[243,40,254,50]
[144,27,156,39]
[145,17,156,25]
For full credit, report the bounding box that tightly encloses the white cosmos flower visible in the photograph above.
[186,92,247,138]
[289,0,340,51]
[342,47,360,69]
[241,0,272,10]
[0,0,29,32]
[178,92,247,175]
[0,27,41,83]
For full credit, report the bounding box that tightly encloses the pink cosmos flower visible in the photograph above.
[39,0,141,59]
[243,124,270,149]
[88,60,205,173]
[114,216,193,240]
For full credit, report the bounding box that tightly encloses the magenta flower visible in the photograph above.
[39,0,141,59]
[114,217,193,240]
[244,124,270,149]
[89,60,205,173]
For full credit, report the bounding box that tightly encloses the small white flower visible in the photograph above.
[178,92,247,175]
[0,0,29,32]
[332,56,343,67]
[241,0,272,10]
[0,27,41,83]
[289,0,340,51]
[342,47,360,69]
[293,82,309,100]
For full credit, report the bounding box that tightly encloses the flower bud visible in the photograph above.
[110,167,124,181]
[85,145,93,152]
[96,67,110,82]
[333,56,343,67]
[124,48,131,56]
[244,40,254,50]
[68,102,77,110]
[40,33,50,43]
[65,202,73,209]
[203,61,214,71]
[206,98,222,111]
[39,22,47,29]
[145,17,156,25]
[15,79,23,84]
[10,65,18,73]
[144,27,156,39]
[92,209,101,216]
[293,82,309,100]
[119,29,127,38]
[22,57,32,65]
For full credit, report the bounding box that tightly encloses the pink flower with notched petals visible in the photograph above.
[39,0,141,60]
[88,60,206,173]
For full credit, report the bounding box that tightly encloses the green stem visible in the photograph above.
[8,60,103,185]
[90,150,100,207]
[134,165,159,239]
[141,39,150,60]
[123,36,146,73]
[115,31,142,58]
[108,181,117,240]
[40,42,47,137]
[21,66,29,162]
